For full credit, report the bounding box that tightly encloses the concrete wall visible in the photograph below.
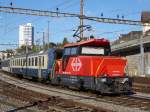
[126,53,150,77]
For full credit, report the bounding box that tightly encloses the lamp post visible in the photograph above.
[47,21,50,48]
[140,31,144,76]
[25,38,28,75]
[37,31,45,50]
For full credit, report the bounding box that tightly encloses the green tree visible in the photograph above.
[6,49,14,58]
[32,45,38,52]
[62,37,69,46]
[16,45,32,53]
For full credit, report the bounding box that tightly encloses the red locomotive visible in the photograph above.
[50,38,132,94]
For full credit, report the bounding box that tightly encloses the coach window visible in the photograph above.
[20,59,21,66]
[22,59,24,66]
[17,59,18,66]
[30,58,31,66]
[30,58,32,66]
[21,59,22,66]
[18,59,20,66]
[19,59,20,66]
[32,58,34,66]
[42,56,44,67]
[35,57,38,66]
[29,58,31,66]
[18,59,19,66]
[17,59,19,66]
[28,58,30,66]
[23,59,26,66]
[39,57,41,66]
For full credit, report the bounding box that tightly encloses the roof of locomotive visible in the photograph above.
[64,38,110,48]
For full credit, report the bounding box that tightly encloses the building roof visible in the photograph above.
[141,12,150,23]
[112,31,142,45]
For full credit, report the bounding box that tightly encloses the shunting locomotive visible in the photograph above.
[51,38,132,94]
[1,38,132,94]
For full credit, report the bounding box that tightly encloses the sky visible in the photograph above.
[0,0,150,50]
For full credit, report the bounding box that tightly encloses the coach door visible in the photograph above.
[38,56,42,80]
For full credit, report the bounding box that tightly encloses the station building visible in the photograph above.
[111,12,150,77]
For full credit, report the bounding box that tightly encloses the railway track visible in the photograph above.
[0,72,109,112]
[0,71,150,112]
[133,77,150,94]
[133,83,150,94]
[0,80,107,112]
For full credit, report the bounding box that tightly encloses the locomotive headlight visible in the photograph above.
[101,78,107,82]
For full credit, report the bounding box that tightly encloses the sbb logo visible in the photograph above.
[71,58,82,71]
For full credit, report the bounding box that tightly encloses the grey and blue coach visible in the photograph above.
[2,48,62,81]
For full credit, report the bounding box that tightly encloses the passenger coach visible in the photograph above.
[2,48,62,81]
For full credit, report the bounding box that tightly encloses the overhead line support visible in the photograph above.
[0,6,149,26]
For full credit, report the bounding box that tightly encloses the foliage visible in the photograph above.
[16,45,32,53]
[15,37,70,54]
[62,37,69,46]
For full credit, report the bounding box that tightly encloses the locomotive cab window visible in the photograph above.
[64,47,78,56]
[81,46,111,56]
[81,47,104,55]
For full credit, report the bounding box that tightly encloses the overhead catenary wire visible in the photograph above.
[0,6,147,26]
[0,0,79,36]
